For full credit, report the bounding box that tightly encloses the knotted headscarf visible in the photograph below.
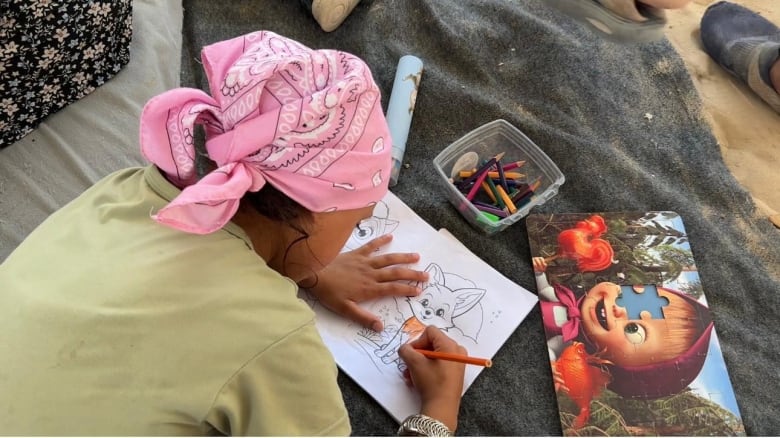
[140,31,392,234]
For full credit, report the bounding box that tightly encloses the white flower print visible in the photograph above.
[1,98,19,116]
[72,72,86,85]
[1,0,132,147]
[2,41,19,55]
[54,28,70,43]
[88,2,102,15]
[41,84,61,103]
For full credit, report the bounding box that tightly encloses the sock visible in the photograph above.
[758,45,780,90]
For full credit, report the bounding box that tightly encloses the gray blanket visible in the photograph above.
[182,0,780,435]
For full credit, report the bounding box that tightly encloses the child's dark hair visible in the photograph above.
[193,128,313,230]
[242,184,313,227]
[194,135,318,284]
[243,186,320,288]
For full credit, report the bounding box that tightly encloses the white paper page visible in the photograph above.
[298,192,539,423]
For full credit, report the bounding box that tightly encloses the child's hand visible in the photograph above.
[303,234,428,331]
[532,256,548,273]
[398,326,465,433]
[550,360,569,394]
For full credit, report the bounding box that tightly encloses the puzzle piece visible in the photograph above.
[616,284,669,320]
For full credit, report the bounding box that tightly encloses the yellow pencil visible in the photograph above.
[495,185,517,214]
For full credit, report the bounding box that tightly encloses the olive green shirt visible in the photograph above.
[0,166,350,435]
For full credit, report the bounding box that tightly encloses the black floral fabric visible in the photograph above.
[0,0,133,148]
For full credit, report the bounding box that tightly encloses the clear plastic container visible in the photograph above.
[432,119,565,235]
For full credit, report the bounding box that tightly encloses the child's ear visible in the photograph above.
[452,288,486,318]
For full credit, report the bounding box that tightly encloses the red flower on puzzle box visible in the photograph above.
[556,215,614,272]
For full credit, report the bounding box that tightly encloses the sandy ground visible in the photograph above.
[664,0,780,226]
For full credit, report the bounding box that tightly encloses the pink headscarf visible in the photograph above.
[140,31,391,234]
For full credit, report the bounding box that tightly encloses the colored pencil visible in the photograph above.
[512,177,542,203]
[472,201,509,218]
[478,212,501,223]
[414,349,493,368]
[495,184,517,214]
[497,179,526,188]
[484,176,505,209]
[502,160,526,171]
[480,181,497,203]
[458,171,525,179]
[465,165,492,200]
[457,152,505,188]
[495,157,510,193]
[515,192,534,209]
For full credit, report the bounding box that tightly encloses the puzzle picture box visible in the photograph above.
[525,211,744,436]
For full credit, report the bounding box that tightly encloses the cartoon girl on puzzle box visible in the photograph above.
[531,214,714,403]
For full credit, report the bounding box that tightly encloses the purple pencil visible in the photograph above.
[472,201,509,218]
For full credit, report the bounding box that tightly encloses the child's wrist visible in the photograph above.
[420,398,460,432]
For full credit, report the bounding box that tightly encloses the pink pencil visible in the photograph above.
[465,164,493,200]
[502,160,526,171]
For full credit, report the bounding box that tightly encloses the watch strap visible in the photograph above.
[397,414,453,436]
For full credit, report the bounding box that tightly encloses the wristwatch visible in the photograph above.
[397,414,453,436]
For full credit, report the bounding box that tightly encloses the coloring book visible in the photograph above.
[298,192,538,423]
[526,212,745,436]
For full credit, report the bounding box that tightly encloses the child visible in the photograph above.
[533,257,714,399]
[0,31,465,436]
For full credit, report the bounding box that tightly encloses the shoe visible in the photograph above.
[701,1,780,113]
[545,0,667,44]
[306,0,362,32]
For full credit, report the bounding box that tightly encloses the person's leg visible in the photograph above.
[700,1,780,113]
[771,57,780,94]
[639,0,691,9]
[546,0,693,44]
[598,0,691,23]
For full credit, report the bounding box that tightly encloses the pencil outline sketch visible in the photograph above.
[344,201,399,251]
[356,263,486,373]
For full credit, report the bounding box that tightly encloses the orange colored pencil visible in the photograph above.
[480,181,498,203]
[458,170,525,179]
[414,349,493,368]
